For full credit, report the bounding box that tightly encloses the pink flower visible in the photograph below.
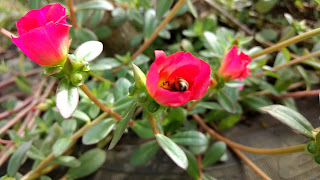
[12,3,71,66]
[146,51,211,107]
[218,45,251,81]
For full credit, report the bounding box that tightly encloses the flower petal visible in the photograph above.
[190,60,211,99]
[21,22,71,66]
[146,63,160,97]
[153,88,191,107]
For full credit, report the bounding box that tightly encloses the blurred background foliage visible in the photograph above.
[1,0,320,179]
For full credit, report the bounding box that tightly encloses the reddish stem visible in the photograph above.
[67,0,78,28]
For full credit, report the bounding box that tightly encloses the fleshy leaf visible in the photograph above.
[155,134,188,170]
[56,78,79,119]
[74,41,103,62]
[108,101,138,149]
[260,105,314,139]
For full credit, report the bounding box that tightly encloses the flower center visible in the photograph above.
[159,77,189,92]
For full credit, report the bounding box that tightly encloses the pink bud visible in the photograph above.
[218,45,251,81]
[12,3,71,66]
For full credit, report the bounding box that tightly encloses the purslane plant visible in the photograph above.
[3,1,320,180]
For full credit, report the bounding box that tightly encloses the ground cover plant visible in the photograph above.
[1,0,320,179]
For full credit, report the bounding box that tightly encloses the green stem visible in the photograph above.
[255,49,320,78]
[131,0,186,60]
[21,112,109,180]
[147,113,160,135]
[193,114,305,155]
[250,28,320,59]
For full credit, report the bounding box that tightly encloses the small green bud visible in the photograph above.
[148,101,160,113]
[71,72,83,86]
[137,92,148,103]
[132,63,146,90]
[313,155,320,165]
[306,142,318,155]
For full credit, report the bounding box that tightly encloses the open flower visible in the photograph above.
[12,3,71,66]
[146,51,211,107]
[218,45,251,81]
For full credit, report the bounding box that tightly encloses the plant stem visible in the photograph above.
[147,113,160,134]
[204,0,254,36]
[131,0,186,60]
[250,28,320,59]
[255,49,320,78]
[0,27,16,38]
[67,0,78,28]
[280,89,320,99]
[89,71,115,86]
[79,84,121,120]
[230,147,272,180]
[192,114,305,155]
[21,112,109,180]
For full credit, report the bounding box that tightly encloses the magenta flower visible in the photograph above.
[218,45,251,81]
[12,3,71,66]
[146,51,211,107]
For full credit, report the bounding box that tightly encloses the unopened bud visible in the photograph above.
[148,101,160,113]
[71,72,84,86]
[137,92,148,103]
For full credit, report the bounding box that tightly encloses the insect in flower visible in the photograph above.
[162,77,189,92]
[174,77,189,91]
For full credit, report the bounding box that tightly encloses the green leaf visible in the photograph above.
[164,107,185,134]
[130,140,160,165]
[216,91,236,113]
[133,54,151,65]
[88,104,100,119]
[109,101,138,150]
[241,96,272,112]
[218,114,241,130]
[186,0,198,18]
[70,28,98,48]
[51,156,81,168]
[297,65,311,91]
[110,8,127,26]
[256,0,278,13]
[62,119,77,136]
[82,119,116,145]
[67,149,106,179]
[72,110,90,122]
[203,174,218,180]
[171,131,208,146]
[197,102,222,110]
[74,41,103,62]
[156,0,173,19]
[185,150,200,180]
[114,78,131,101]
[260,105,314,139]
[56,78,79,119]
[94,26,112,39]
[52,137,72,157]
[27,145,45,160]
[14,75,32,94]
[7,141,32,177]
[202,141,226,168]
[144,9,156,39]
[155,134,188,170]
[76,1,114,11]
[113,96,135,113]
[256,29,278,42]
[203,31,224,57]
[131,120,154,139]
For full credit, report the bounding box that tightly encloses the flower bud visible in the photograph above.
[305,141,318,155]
[71,72,84,86]
[137,92,148,104]
[148,101,160,113]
